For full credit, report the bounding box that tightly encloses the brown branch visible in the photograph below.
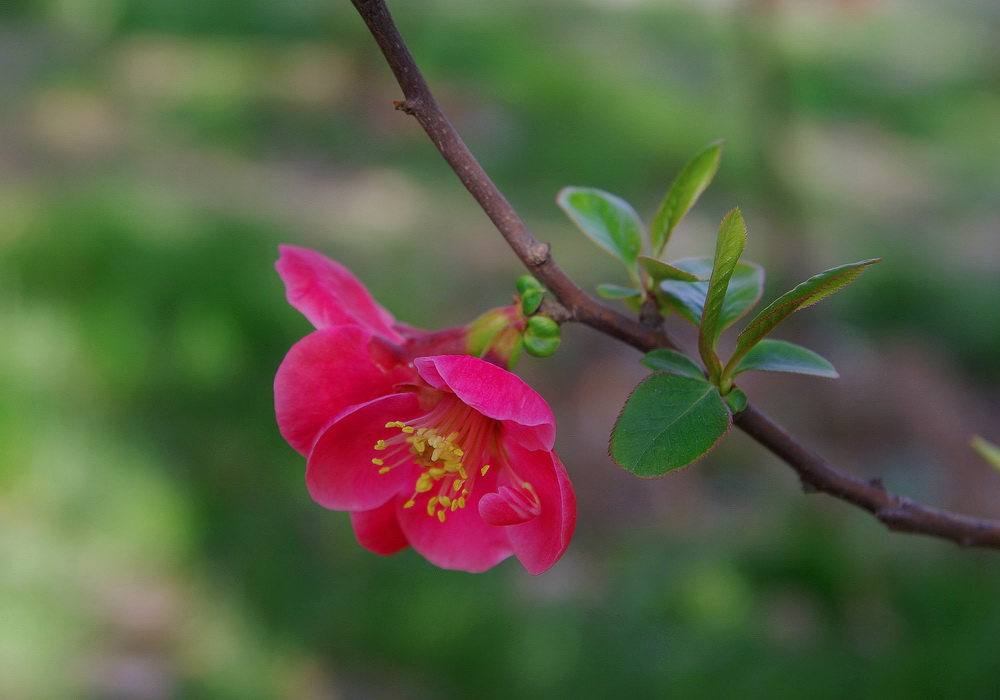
[348,0,1000,550]
[350,0,671,354]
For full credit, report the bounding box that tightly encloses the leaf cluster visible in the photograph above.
[558,143,879,476]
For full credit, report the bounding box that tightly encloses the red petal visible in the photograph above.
[479,485,541,526]
[414,355,555,451]
[351,502,409,556]
[277,245,403,340]
[396,486,513,573]
[275,326,414,455]
[499,442,576,575]
[307,393,421,511]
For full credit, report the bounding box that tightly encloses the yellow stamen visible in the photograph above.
[415,473,433,493]
[376,404,501,522]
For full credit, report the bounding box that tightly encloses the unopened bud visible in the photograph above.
[523,315,561,357]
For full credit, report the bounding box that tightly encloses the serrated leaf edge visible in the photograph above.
[608,372,732,479]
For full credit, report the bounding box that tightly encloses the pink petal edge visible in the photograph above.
[277,245,402,341]
[306,392,422,512]
[351,502,410,556]
[414,355,555,451]
[274,326,414,455]
[500,442,576,575]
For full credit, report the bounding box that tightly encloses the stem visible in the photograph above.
[349,0,674,355]
[349,0,1000,551]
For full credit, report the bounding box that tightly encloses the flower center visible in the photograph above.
[372,396,496,523]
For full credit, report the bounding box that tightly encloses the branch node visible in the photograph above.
[538,297,572,324]
[393,99,417,115]
[799,477,819,494]
[875,506,907,531]
[639,295,663,330]
[868,477,887,492]
[527,242,551,267]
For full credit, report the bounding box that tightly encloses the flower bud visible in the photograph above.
[466,306,525,369]
[523,315,561,358]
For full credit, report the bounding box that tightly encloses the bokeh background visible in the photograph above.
[2,0,1000,697]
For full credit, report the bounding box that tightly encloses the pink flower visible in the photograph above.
[274,246,576,574]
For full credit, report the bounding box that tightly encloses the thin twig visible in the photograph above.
[348,0,1000,550]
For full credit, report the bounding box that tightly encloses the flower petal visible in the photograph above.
[307,393,422,511]
[499,442,576,575]
[397,484,513,573]
[479,485,541,526]
[414,355,555,451]
[275,326,414,455]
[351,502,410,556]
[277,245,403,340]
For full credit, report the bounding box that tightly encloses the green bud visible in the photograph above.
[521,289,543,315]
[516,274,544,296]
[523,315,561,357]
[723,388,747,414]
[466,306,524,369]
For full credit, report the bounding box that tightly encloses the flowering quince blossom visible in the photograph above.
[274,245,576,574]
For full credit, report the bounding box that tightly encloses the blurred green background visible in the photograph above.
[2,0,1000,697]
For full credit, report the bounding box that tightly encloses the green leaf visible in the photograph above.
[638,255,702,284]
[610,372,731,477]
[732,339,838,378]
[557,187,644,272]
[597,283,642,299]
[971,435,1000,474]
[699,208,747,380]
[727,258,880,374]
[658,257,764,328]
[640,349,705,380]
[723,388,747,413]
[650,140,724,255]
[523,315,561,357]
